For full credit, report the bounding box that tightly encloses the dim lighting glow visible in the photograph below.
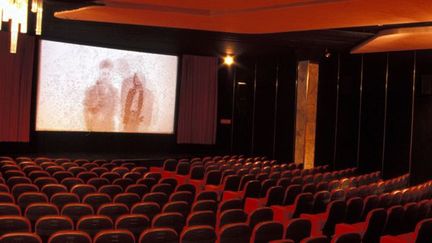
[0,0,43,53]
[223,55,234,66]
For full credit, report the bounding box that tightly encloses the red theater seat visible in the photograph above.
[187,210,216,228]
[82,193,112,211]
[331,233,361,243]
[131,202,160,220]
[113,192,140,209]
[115,214,150,239]
[152,212,185,234]
[0,203,21,216]
[181,225,216,243]
[61,203,94,223]
[139,228,178,243]
[380,218,432,243]
[25,203,59,226]
[50,192,80,210]
[97,203,129,222]
[77,215,114,238]
[94,229,135,243]
[48,230,92,243]
[35,216,74,242]
[218,223,251,243]
[0,232,42,243]
[284,218,312,243]
[98,185,123,199]
[250,221,284,243]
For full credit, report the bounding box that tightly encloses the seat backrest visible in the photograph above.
[169,191,194,205]
[243,180,262,199]
[152,212,185,234]
[292,193,313,218]
[415,218,432,243]
[98,203,129,222]
[219,223,251,243]
[35,216,74,242]
[181,225,216,243]
[139,228,178,243]
[219,199,243,214]
[331,232,361,243]
[48,230,92,243]
[162,201,190,218]
[77,215,114,238]
[284,185,302,205]
[61,203,94,223]
[0,216,31,235]
[248,207,273,230]
[187,210,216,227]
[192,200,218,213]
[98,185,123,199]
[0,232,42,243]
[126,184,149,196]
[196,191,218,202]
[403,202,419,232]
[175,184,196,197]
[285,218,311,243]
[113,192,141,209]
[219,209,247,228]
[115,214,150,239]
[87,178,110,189]
[361,195,379,220]
[12,184,39,199]
[265,186,284,206]
[25,203,59,225]
[345,197,363,224]
[163,159,178,171]
[322,200,346,236]
[142,192,168,208]
[312,191,331,213]
[93,229,135,243]
[361,208,387,243]
[0,203,21,216]
[41,184,68,199]
[384,205,404,235]
[131,202,161,221]
[204,170,222,186]
[82,193,112,211]
[251,221,284,243]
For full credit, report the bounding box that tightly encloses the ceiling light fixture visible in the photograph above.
[0,0,43,53]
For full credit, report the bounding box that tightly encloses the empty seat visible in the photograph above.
[25,203,59,226]
[11,184,39,199]
[82,193,112,211]
[284,218,311,243]
[125,184,148,196]
[61,178,84,190]
[0,216,31,235]
[52,171,74,183]
[98,203,129,222]
[219,209,248,229]
[142,192,168,208]
[87,178,110,189]
[61,203,94,223]
[0,192,14,203]
[48,230,92,243]
[248,207,274,230]
[113,178,134,190]
[77,172,98,183]
[192,200,218,213]
[115,214,150,239]
[181,225,216,243]
[169,191,194,205]
[131,202,161,221]
[17,192,48,211]
[219,223,251,243]
[302,200,345,237]
[384,205,404,235]
[187,211,216,227]
[300,236,328,243]
[113,193,140,209]
[93,229,135,243]
[34,177,58,189]
[331,233,361,243]
[345,197,363,224]
[35,216,74,242]
[71,184,97,200]
[250,221,284,243]
[139,228,178,243]
[0,232,42,243]
[77,215,114,238]
[380,218,432,243]
[0,203,21,216]
[162,201,190,218]
[50,193,80,210]
[196,191,218,202]
[7,177,32,188]
[98,185,123,199]
[41,184,68,199]
[334,208,386,243]
[152,212,185,234]
[152,183,174,195]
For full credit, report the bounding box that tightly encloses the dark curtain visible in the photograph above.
[177,55,218,144]
[0,31,35,142]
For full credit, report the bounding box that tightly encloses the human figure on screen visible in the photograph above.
[83,59,118,132]
[118,60,153,132]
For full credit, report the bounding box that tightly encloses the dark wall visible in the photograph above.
[227,55,297,162]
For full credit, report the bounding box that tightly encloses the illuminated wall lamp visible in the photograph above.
[223,55,235,66]
[0,0,43,54]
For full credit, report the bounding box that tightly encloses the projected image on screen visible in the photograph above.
[36,40,178,134]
